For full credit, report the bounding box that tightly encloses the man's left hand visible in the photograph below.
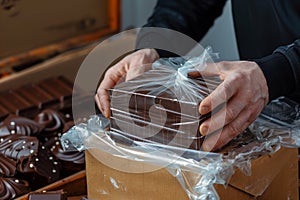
[189,61,269,151]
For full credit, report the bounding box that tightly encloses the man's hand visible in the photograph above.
[190,61,269,151]
[95,48,159,118]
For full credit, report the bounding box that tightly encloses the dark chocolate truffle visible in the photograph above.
[0,177,30,199]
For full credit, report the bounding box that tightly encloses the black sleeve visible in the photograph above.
[136,0,227,57]
[255,39,300,103]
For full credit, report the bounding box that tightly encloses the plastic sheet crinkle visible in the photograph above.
[61,51,300,200]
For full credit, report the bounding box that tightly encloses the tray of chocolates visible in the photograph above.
[0,76,91,199]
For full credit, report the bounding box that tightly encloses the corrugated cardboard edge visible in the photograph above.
[228,147,298,197]
[86,144,298,200]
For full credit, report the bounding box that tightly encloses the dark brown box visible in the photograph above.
[110,71,217,150]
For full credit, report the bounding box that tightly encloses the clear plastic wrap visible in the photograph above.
[61,51,300,199]
[109,48,221,150]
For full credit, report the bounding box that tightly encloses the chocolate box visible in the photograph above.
[110,67,219,150]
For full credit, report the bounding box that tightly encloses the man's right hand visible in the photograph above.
[95,48,159,118]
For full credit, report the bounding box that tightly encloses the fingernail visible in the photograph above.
[105,110,110,119]
[200,106,209,115]
[200,125,208,136]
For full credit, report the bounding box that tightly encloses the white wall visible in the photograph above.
[121,0,239,60]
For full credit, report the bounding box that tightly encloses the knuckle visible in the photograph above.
[227,124,241,138]
[232,72,245,82]
[105,68,116,77]
[226,108,236,123]
[222,82,233,98]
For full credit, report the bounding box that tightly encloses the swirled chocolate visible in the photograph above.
[0,115,42,137]
[52,143,85,165]
[0,154,17,177]
[0,177,30,199]
[34,109,65,139]
[44,136,84,177]
[17,145,61,190]
[0,135,39,161]
[62,121,74,133]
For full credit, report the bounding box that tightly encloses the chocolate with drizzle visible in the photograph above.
[18,145,61,190]
[0,154,17,177]
[34,109,65,139]
[0,115,42,137]
[0,177,30,199]
[0,135,39,161]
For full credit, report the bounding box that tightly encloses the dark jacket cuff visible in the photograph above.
[254,53,295,101]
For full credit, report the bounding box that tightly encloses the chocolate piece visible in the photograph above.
[0,76,74,117]
[110,69,218,150]
[15,85,59,109]
[0,76,87,196]
[0,135,39,160]
[62,121,75,133]
[0,105,9,121]
[52,143,85,176]
[39,77,72,102]
[34,109,65,139]
[28,190,67,200]
[0,154,17,177]
[44,133,84,177]
[52,144,85,165]
[0,92,36,115]
[18,145,62,190]
[0,177,30,199]
[0,115,43,137]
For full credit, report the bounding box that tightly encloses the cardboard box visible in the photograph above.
[0,0,119,70]
[85,147,298,200]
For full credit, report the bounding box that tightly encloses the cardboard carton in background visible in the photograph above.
[0,0,119,71]
[0,0,108,58]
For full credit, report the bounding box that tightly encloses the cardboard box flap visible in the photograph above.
[228,148,296,197]
[85,147,298,200]
[86,149,190,200]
